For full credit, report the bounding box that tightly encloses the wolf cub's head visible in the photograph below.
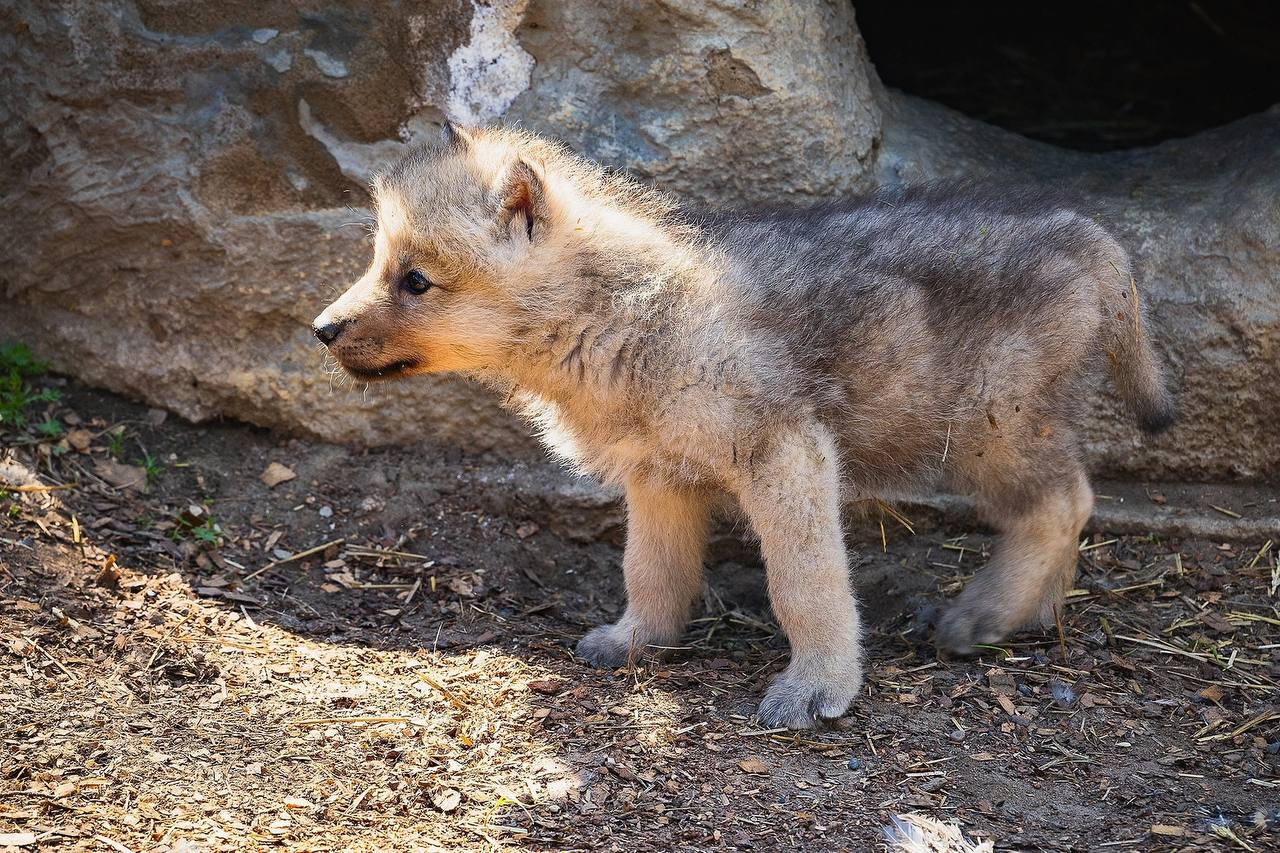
[313,123,577,381]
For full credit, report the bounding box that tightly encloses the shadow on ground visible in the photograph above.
[2,381,1277,851]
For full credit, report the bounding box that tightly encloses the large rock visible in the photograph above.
[506,0,881,207]
[0,0,526,451]
[1,0,1276,480]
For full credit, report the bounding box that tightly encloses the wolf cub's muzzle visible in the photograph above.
[312,317,347,345]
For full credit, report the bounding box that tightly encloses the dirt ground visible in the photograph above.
[2,379,1278,852]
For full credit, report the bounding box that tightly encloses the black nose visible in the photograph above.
[312,319,346,345]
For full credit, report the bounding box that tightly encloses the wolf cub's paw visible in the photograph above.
[936,597,1014,656]
[756,664,861,730]
[575,623,640,669]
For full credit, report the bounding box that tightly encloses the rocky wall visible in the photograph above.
[2,0,1276,480]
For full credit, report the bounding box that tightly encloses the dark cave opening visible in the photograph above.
[854,0,1280,151]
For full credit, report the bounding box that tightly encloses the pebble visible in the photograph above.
[846,757,862,770]
[949,730,966,743]
[318,506,333,518]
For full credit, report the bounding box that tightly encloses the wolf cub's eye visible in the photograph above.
[400,270,432,295]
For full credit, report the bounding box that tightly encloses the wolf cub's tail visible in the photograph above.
[1105,275,1176,433]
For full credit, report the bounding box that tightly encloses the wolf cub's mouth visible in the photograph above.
[341,359,419,381]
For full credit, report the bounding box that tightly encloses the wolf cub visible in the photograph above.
[313,124,1174,729]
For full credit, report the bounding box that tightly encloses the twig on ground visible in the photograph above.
[244,537,345,581]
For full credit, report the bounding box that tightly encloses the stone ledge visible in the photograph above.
[446,455,1279,544]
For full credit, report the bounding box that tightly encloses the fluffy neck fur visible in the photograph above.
[500,169,719,385]
[488,203,730,482]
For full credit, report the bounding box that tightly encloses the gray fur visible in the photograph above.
[694,185,1174,498]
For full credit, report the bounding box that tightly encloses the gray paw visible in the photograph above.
[756,670,858,730]
[575,624,638,669]
[936,597,1013,655]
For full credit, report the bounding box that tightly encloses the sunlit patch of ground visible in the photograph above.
[2,382,1278,851]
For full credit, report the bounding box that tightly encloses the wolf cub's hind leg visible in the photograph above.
[577,478,710,668]
[734,422,864,730]
[938,435,1094,654]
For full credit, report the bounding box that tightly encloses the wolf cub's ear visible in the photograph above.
[441,120,472,151]
[499,159,546,243]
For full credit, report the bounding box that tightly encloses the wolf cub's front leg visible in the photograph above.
[735,421,864,729]
[576,477,710,667]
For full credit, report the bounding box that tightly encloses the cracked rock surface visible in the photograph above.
[1,0,1276,481]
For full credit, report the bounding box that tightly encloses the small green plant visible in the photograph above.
[35,417,64,438]
[107,429,126,458]
[0,342,60,429]
[190,521,221,546]
[173,507,222,547]
[136,453,164,484]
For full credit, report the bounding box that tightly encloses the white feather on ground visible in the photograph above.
[883,813,995,853]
